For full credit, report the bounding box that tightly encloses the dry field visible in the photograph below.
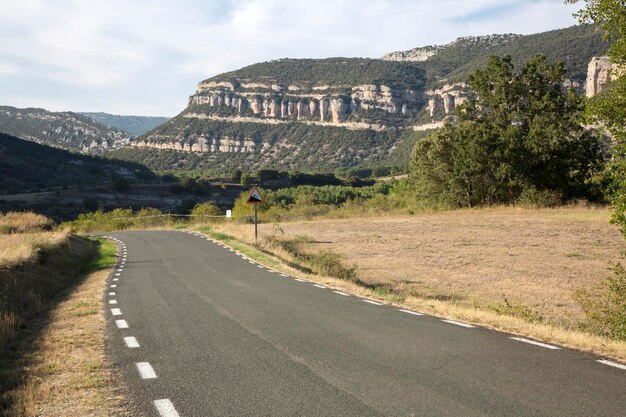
[255,206,624,326]
[3,263,127,417]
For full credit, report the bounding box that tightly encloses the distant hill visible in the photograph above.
[80,112,169,136]
[117,25,609,174]
[0,106,132,154]
[0,132,155,194]
[386,25,606,88]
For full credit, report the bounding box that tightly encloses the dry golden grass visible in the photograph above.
[201,205,626,362]
[5,268,127,417]
[0,231,69,268]
[0,212,52,234]
[261,206,624,325]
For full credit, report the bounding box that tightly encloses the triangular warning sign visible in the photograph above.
[246,186,264,204]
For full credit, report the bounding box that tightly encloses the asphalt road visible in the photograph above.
[103,230,626,417]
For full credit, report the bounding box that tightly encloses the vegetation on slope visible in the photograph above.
[206,57,426,89]
[0,133,156,194]
[80,112,170,136]
[113,119,410,173]
[0,106,131,154]
[421,24,609,87]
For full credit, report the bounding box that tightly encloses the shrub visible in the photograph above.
[515,187,563,208]
[190,202,223,223]
[0,212,52,234]
[574,263,626,340]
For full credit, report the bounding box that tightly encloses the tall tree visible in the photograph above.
[410,55,603,207]
[566,1,626,231]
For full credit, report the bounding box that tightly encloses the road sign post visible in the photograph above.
[246,186,264,242]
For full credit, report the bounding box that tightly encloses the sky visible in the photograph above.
[0,0,583,117]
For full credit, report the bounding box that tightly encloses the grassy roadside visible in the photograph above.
[193,221,626,364]
[0,238,127,417]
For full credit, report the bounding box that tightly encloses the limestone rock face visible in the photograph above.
[188,79,423,128]
[586,56,619,97]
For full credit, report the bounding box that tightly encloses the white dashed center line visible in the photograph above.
[109,292,115,296]
[442,319,475,328]
[398,309,424,316]
[294,278,305,282]
[115,319,128,329]
[313,284,327,289]
[124,336,140,348]
[136,362,157,379]
[111,308,122,316]
[333,290,350,297]
[109,299,118,304]
[363,300,382,305]
[153,399,181,417]
[597,359,626,370]
[510,337,560,350]
[113,278,119,282]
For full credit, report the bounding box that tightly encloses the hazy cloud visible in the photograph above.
[0,0,581,116]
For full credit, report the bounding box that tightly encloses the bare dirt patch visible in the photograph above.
[256,206,624,326]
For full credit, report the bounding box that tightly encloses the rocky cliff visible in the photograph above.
[585,56,621,97]
[118,25,609,173]
[0,106,132,154]
[383,34,522,62]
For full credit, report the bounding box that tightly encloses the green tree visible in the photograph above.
[410,55,603,207]
[566,1,626,340]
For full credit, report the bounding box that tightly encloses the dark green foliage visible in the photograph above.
[83,197,100,212]
[111,176,130,192]
[206,58,426,90]
[421,25,609,87]
[231,169,243,182]
[0,133,156,194]
[240,173,256,186]
[410,55,604,207]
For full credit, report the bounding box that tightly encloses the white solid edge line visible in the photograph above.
[510,337,561,350]
[153,399,181,417]
[442,319,475,328]
[111,308,122,316]
[597,359,626,370]
[313,284,327,289]
[124,336,140,348]
[363,300,382,305]
[109,299,117,304]
[115,319,128,328]
[136,362,157,379]
[399,309,424,316]
[333,290,350,296]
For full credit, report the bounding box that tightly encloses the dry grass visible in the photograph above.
[2,248,127,417]
[0,231,69,268]
[260,206,624,325]
[6,268,126,416]
[200,205,626,362]
[0,212,52,234]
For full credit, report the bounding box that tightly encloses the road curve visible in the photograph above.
[102,230,626,417]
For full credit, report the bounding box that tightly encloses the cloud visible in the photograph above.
[0,0,581,116]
